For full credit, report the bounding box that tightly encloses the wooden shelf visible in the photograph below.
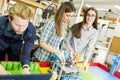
[13,0,47,9]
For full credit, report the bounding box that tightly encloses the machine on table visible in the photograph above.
[51,51,82,80]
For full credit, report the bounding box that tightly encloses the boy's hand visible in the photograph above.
[22,64,30,74]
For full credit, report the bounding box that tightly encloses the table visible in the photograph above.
[80,62,120,80]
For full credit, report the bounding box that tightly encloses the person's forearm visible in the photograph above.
[39,42,60,55]
[84,55,90,64]
[0,64,11,75]
[65,43,73,52]
[0,64,5,70]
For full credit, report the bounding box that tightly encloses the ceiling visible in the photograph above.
[83,0,120,18]
[61,0,120,19]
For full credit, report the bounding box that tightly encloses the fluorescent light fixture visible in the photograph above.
[96,8,109,11]
[85,4,92,8]
[114,5,120,10]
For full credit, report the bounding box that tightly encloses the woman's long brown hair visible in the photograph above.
[55,2,76,37]
[71,7,98,38]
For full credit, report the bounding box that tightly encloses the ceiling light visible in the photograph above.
[85,4,92,8]
[96,8,109,11]
[114,5,120,10]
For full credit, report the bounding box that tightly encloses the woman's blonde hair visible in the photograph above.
[9,2,33,20]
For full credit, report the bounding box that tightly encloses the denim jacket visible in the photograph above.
[0,15,36,65]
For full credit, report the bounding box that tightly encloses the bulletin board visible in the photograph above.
[110,36,120,54]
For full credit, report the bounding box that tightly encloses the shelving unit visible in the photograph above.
[0,0,7,15]
[12,0,47,24]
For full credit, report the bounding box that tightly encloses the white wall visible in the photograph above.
[69,16,83,28]
[113,22,120,37]
[97,19,112,42]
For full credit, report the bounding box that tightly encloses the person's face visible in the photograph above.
[86,10,96,25]
[9,15,29,35]
[62,12,75,23]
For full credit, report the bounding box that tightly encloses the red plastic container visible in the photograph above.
[39,62,50,67]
